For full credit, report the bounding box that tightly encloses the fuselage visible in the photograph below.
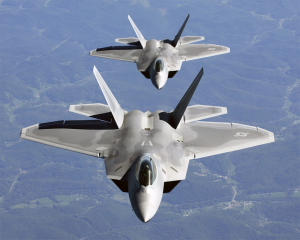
[136,39,182,89]
[103,110,191,222]
[128,154,164,222]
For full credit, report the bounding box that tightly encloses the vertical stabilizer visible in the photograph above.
[172,14,190,48]
[170,67,203,129]
[93,66,124,128]
[128,15,146,48]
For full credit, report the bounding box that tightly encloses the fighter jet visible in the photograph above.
[89,15,230,89]
[20,66,274,222]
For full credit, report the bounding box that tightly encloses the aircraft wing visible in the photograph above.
[184,121,274,159]
[90,47,142,62]
[20,124,113,158]
[177,44,230,61]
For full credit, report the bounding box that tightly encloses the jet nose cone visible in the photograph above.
[137,202,156,223]
[151,75,167,90]
[154,79,164,90]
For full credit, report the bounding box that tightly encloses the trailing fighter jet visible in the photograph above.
[20,66,274,222]
[89,15,230,89]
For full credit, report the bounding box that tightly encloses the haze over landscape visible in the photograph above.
[0,0,299,239]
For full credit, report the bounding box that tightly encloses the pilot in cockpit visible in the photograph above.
[136,156,157,187]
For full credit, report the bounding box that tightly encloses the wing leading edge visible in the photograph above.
[20,124,112,157]
[89,47,142,62]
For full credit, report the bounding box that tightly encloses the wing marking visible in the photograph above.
[184,121,274,159]
[177,44,230,61]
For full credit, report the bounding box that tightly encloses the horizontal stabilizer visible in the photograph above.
[93,66,124,128]
[69,103,121,122]
[69,103,110,117]
[115,37,139,45]
[178,36,204,45]
[184,105,227,123]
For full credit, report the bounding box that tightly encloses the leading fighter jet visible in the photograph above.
[90,15,230,89]
[20,66,274,222]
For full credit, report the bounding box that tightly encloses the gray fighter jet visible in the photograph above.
[20,66,274,222]
[90,15,230,89]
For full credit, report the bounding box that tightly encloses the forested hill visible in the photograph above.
[0,0,299,239]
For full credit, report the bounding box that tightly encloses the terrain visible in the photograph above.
[0,0,299,239]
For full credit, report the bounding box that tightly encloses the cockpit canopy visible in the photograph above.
[155,59,164,72]
[135,155,157,187]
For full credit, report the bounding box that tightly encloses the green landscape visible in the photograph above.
[0,0,299,239]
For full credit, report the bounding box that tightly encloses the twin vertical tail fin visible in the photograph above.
[93,66,124,128]
[38,67,124,130]
[128,15,147,48]
[94,15,193,129]
[166,67,204,129]
[172,14,190,47]
[94,65,203,130]
[127,14,189,49]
